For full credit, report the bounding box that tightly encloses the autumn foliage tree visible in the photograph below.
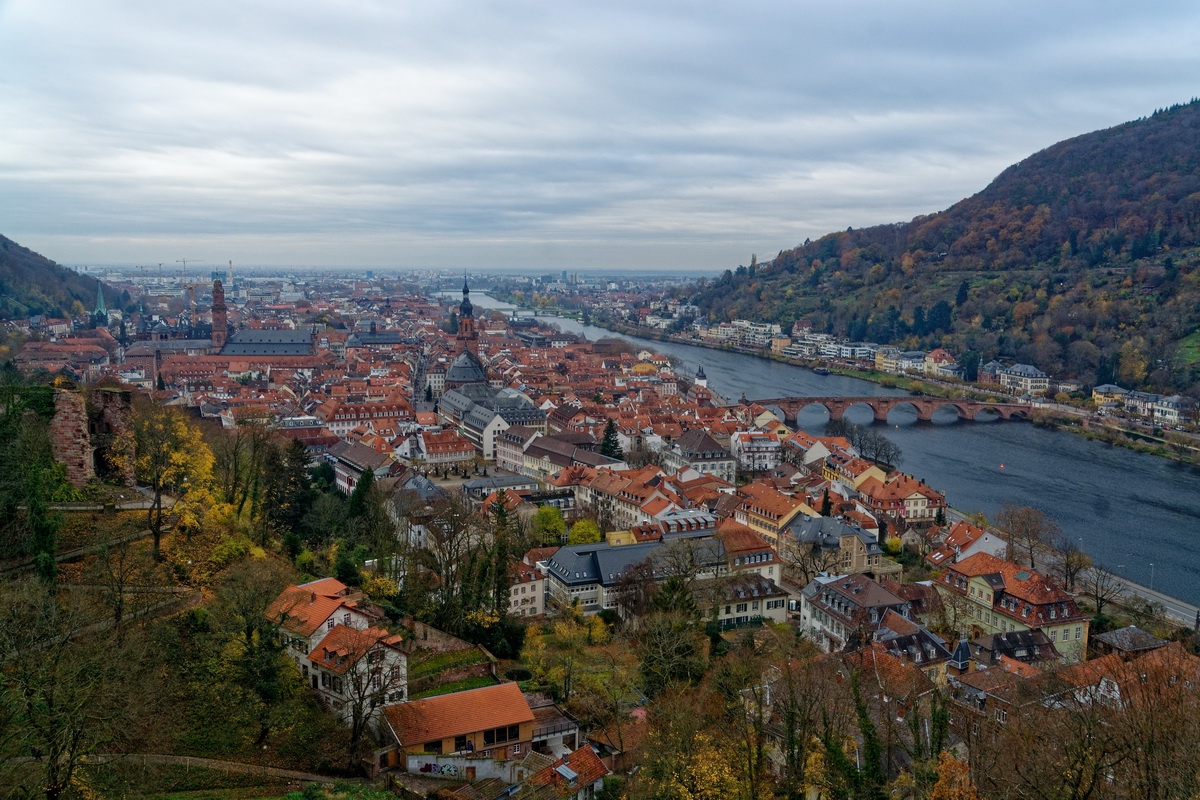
[117,399,214,557]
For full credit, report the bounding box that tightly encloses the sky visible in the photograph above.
[2,2,1199,273]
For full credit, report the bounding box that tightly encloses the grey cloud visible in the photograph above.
[2,1,1199,269]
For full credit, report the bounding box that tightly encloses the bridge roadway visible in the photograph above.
[756,395,1032,425]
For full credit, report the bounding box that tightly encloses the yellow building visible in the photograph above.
[936,552,1089,662]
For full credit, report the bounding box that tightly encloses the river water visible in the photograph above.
[455,295,1200,604]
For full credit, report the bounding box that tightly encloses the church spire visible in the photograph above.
[94,279,107,316]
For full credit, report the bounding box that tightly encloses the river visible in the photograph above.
[452,295,1200,604]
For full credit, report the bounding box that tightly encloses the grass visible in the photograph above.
[1178,330,1200,366]
[409,674,498,700]
[408,647,487,680]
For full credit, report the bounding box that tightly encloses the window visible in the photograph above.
[327,619,336,630]
[1075,626,1082,640]
[1050,630,1058,642]
[512,743,522,754]
[995,708,1007,724]
[455,735,468,752]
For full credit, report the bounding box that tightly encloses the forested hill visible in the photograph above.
[0,235,116,319]
[690,100,1200,393]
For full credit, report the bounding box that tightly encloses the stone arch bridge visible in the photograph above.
[756,395,1031,426]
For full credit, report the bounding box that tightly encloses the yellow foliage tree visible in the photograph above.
[114,401,214,557]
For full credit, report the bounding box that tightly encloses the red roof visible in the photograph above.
[529,744,609,790]
[308,625,404,675]
[383,682,534,747]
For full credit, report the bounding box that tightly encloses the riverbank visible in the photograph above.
[577,314,1200,467]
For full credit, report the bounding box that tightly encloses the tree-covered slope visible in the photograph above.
[690,100,1200,393]
[0,235,116,320]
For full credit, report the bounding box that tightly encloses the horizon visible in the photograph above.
[4,2,1200,271]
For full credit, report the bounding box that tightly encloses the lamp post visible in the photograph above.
[1149,563,1155,591]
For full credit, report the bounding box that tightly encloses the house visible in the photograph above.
[1089,625,1168,660]
[732,482,816,544]
[661,427,736,483]
[872,609,954,685]
[783,516,898,584]
[382,682,538,777]
[937,552,1089,662]
[730,430,782,473]
[522,744,609,800]
[999,363,1049,395]
[266,578,383,678]
[306,624,408,721]
[798,573,912,653]
[1060,641,1200,708]
[924,520,1008,568]
[693,572,789,628]
[327,439,400,494]
[856,473,945,528]
[509,560,546,617]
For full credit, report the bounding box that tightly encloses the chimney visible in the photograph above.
[311,592,317,603]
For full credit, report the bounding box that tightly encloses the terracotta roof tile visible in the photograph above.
[383,682,534,747]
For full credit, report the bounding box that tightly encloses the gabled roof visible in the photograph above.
[266,579,370,637]
[527,744,608,792]
[308,624,404,675]
[383,682,534,746]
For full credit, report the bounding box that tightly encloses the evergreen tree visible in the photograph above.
[600,419,624,460]
[346,469,375,519]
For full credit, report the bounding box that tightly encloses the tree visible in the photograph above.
[568,518,602,544]
[346,469,376,519]
[213,558,297,746]
[86,539,159,645]
[600,418,625,460]
[531,504,567,545]
[119,400,215,557]
[955,280,970,307]
[1081,564,1126,619]
[637,612,706,698]
[929,752,983,800]
[0,580,136,800]
[337,633,407,764]
[994,504,1060,569]
[262,437,316,540]
[1054,541,1093,593]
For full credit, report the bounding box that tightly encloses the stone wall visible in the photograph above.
[49,390,93,488]
[47,387,135,489]
[89,388,134,485]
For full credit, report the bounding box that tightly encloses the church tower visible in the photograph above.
[456,280,478,355]
[211,279,228,351]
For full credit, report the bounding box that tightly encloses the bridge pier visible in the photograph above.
[872,406,890,423]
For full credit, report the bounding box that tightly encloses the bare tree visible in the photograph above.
[995,504,1061,569]
[1053,540,1093,593]
[783,540,840,588]
[0,580,135,800]
[85,539,159,645]
[1081,564,1127,619]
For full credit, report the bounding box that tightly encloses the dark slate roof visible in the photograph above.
[445,349,488,385]
[789,516,882,555]
[544,542,661,588]
[674,428,731,460]
[221,328,314,356]
[1092,625,1168,654]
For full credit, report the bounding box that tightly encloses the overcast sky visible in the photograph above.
[2,1,1198,273]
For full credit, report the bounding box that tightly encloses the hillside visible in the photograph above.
[0,234,117,319]
[689,100,1200,394]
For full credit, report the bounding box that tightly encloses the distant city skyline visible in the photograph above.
[2,2,1199,272]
